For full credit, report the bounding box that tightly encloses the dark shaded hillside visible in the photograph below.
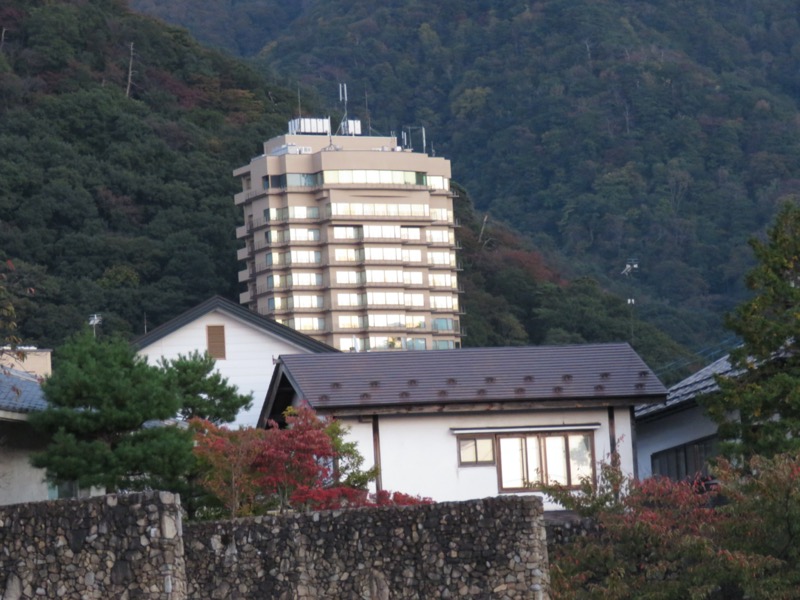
[0,0,694,378]
[0,0,295,345]
[130,0,800,354]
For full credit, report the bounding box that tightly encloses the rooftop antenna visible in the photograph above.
[337,82,349,134]
[364,87,372,135]
[296,84,302,118]
[403,126,427,154]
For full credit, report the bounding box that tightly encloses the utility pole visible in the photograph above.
[89,314,102,338]
[126,42,134,98]
[621,258,639,345]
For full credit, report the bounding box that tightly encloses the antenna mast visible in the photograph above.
[364,87,372,135]
[338,83,349,134]
[297,85,302,118]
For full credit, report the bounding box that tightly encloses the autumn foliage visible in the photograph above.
[545,453,800,599]
[192,404,431,518]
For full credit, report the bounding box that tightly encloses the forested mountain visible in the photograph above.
[0,0,294,344]
[130,0,800,355]
[0,0,697,381]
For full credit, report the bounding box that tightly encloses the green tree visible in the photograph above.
[701,202,800,459]
[160,350,252,424]
[544,454,800,599]
[29,330,195,492]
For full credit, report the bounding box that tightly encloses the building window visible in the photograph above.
[48,480,86,500]
[206,325,226,360]
[651,436,718,481]
[494,432,594,491]
[458,437,495,466]
[433,340,456,350]
[405,337,426,351]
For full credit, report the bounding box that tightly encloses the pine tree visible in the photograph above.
[702,202,800,458]
[160,350,252,424]
[29,330,195,492]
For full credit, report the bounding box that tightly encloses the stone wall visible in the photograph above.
[0,491,185,600]
[184,496,549,600]
[0,494,549,600]
[544,511,599,553]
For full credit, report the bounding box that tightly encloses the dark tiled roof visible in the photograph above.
[132,296,337,354]
[0,368,46,416]
[635,354,734,420]
[268,343,666,418]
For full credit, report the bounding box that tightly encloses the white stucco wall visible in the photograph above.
[635,405,718,479]
[337,406,635,511]
[0,439,50,506]
[138,310,316,427]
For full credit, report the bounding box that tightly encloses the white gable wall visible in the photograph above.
[635,406,718,479]
[335,406,635,511]
[138,310,312,427]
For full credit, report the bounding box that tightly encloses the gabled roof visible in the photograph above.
[132,296,337,354]
[0,368,46,420]
[260,343,667,425]
[635,354,734,421]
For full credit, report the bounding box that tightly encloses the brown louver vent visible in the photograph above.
[594,385,605,393]
[319,394,329,402]
[331,382,341,389]
[635,383,646,390]
[514,387,525,395]
[447,378,457,385]
[562,374,573,382]
[477,388,487,396]
[600,372,610,380]
[400,391,410,399]
[438,390,448,398]
[485,376,496,384]
[524,375,534,382]
[360,393,371,400]
[639,371,649,378]
[370,380,380,388]
[553,386,563,394]
[408,379,418,386]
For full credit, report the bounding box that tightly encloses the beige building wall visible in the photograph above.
[0,348,52,378]
[234,119,462,352]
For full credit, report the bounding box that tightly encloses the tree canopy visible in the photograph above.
[29,331,251,494]
[29,331,193,491]
[702,202,800,458]
[161,350,252,424]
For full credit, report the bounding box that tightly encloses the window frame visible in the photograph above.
[651,435,718,481]
[457,435,496,467]
[452,427,597,492]
[495,431,595,492]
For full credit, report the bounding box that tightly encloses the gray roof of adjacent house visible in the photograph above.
[260,343,667,425]
[0,368,46,418]
[132,295,337,354]
[635,354,734,421]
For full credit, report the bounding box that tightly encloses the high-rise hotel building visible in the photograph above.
[234,118,462,352]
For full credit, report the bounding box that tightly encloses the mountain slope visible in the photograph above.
[0,0,295,345]
[130,0,800,353]
[0,0,694,380]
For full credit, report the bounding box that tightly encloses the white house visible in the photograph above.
[133,296,336,427]
[259,343,667,511]
[635,354,731,479]
[0,368,52,505]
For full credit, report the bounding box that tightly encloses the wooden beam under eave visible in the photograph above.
[316,397,660,419]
